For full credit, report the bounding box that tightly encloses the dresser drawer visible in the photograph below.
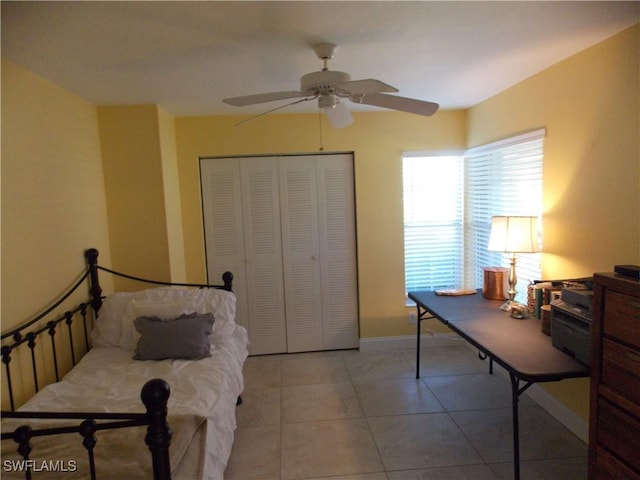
[597,398,640,472]
[603,290,640,348]
[602,338,640,406]
[593,448,640,480]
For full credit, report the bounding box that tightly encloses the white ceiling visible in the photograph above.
[2,1,639,117]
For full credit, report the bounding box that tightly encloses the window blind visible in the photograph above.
[463,129,545,300]
[403,155,464,292]
[403,130,544,299]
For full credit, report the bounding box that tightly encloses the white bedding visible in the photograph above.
[8,286,249,480]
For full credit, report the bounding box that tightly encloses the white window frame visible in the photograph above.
[403,129,544,300]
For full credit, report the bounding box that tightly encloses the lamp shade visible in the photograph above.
[487,216,540,253]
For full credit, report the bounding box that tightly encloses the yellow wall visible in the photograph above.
[468,24,640,278]
[97,104,187,290]
[175,111,467,338]
[467,24,640,420]
[1,59,112,326]
[1,60,113,409]
[158,108,187,284]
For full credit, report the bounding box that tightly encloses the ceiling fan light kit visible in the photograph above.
[320,99,353,128]
[223,42,439,128]
[317,94,337,109]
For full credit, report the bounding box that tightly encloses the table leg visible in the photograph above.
[509,373,533,480]
[416,305,421,379]
[478,352,494,374]
[510,373,521,480]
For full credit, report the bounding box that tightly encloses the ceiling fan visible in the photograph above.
[223,43,439,128]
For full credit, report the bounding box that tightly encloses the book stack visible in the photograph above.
[527,278,592,320]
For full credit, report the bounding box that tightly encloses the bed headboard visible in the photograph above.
[1,248,233,411]
[84,248,234,312]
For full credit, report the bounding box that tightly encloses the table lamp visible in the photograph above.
[487,216,540,313]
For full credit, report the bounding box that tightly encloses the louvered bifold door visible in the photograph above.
[203,154,358,355]
[240,158,287,355]
[200,158,249,331]
[279,156,324,352]
[316,154,359,349]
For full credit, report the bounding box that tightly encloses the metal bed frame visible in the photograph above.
[1,248,233,480]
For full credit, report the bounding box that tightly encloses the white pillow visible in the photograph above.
[90,291,137,348]
[169,288,237,338]
[91,287,237,349]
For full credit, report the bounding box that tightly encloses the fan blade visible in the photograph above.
[323,101,353,128]
[223,91,308,106]
[335,79,398,96]
[354,93,439,116]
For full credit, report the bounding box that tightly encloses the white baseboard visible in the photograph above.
[523,383,589,443]
[359,333,589,443]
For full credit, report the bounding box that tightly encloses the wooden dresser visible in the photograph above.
[589,272,640,479]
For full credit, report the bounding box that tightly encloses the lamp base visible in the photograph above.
[499,299,515,312]
[500,299,528,318]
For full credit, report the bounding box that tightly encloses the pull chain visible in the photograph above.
[318,110,324,151]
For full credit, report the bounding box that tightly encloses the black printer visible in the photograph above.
[550,285,593,366]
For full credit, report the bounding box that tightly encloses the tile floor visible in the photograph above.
[224,336,587,480]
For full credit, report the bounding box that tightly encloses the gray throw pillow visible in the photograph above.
[133,312,214,361]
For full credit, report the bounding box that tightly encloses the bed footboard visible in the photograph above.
[1,378,172,480]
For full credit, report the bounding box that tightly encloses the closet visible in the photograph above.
[200,153,359,355]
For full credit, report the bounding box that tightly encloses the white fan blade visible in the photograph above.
[355,93,439,116]
[335,79,398,96]
[323,101,353,128]
[223,91,308,106]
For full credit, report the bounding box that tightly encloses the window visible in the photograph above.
[403,154,464,292]
[403,129,544,299]
[464,130,544,299]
